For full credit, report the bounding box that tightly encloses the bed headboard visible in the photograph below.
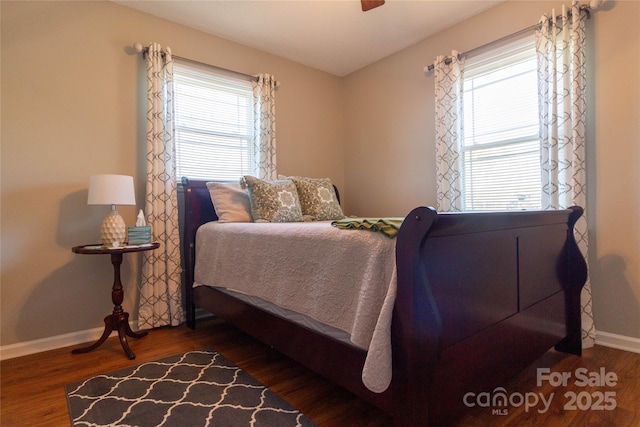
[180,176,341,326]
[181,178,214,326]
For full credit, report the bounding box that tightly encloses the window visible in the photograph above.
[462,36,541,211]
[173,60,255,181]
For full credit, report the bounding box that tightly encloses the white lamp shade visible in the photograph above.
[87,174,136,206]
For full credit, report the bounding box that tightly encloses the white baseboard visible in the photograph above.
[595,330,640,354]
[3,321,638,360]
[0,320,140,361]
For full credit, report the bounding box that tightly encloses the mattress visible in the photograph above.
[214,287,358,347]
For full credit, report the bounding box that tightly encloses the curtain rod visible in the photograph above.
[133,43,262,84]
[423,3,593,74]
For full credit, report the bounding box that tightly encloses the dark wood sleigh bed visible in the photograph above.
[181,177,587,426]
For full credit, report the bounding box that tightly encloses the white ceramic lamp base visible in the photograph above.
[101,210,127,246]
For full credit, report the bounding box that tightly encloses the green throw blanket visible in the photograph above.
[331,217,404,238]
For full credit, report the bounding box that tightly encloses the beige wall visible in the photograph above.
[2,0,639,350]
[344,1,640,340]
[0,1,343,346]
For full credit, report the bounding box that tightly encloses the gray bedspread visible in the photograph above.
[194,221,397,393]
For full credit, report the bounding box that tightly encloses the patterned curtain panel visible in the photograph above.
[536,1,595,347]
[433,52,464,212]
[252,74,278,180]
[138,43,184,328]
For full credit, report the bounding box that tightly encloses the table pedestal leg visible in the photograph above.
[71,252,147,359]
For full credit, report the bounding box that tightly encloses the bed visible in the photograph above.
[181,177,587,426]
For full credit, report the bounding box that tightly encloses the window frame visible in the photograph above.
[460,35,542,211]
[173,59,256,182]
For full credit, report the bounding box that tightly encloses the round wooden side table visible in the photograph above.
[71,242,160,359]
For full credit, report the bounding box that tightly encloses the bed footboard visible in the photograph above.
[392,206,587,425]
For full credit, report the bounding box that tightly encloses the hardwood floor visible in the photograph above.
[1,318,639,426]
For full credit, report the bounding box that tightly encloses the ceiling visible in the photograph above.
[115,0,504,77]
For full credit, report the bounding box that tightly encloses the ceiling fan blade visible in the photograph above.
[361,0,385,12]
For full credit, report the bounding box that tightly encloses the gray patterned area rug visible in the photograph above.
[65,349,317,426]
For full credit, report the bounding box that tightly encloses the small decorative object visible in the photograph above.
[87,174,136,246]
[127,209,152,245]
[136,209,146,227]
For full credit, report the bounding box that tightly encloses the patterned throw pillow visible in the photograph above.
[243,176,304,223]
[287,176,345,221]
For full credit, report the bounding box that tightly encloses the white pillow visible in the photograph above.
[206,182,252,223]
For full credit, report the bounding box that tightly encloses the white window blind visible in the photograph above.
[462,36,541,211]
[173,60,255,181]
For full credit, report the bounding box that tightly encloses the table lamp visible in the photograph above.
[88,174,136,246]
